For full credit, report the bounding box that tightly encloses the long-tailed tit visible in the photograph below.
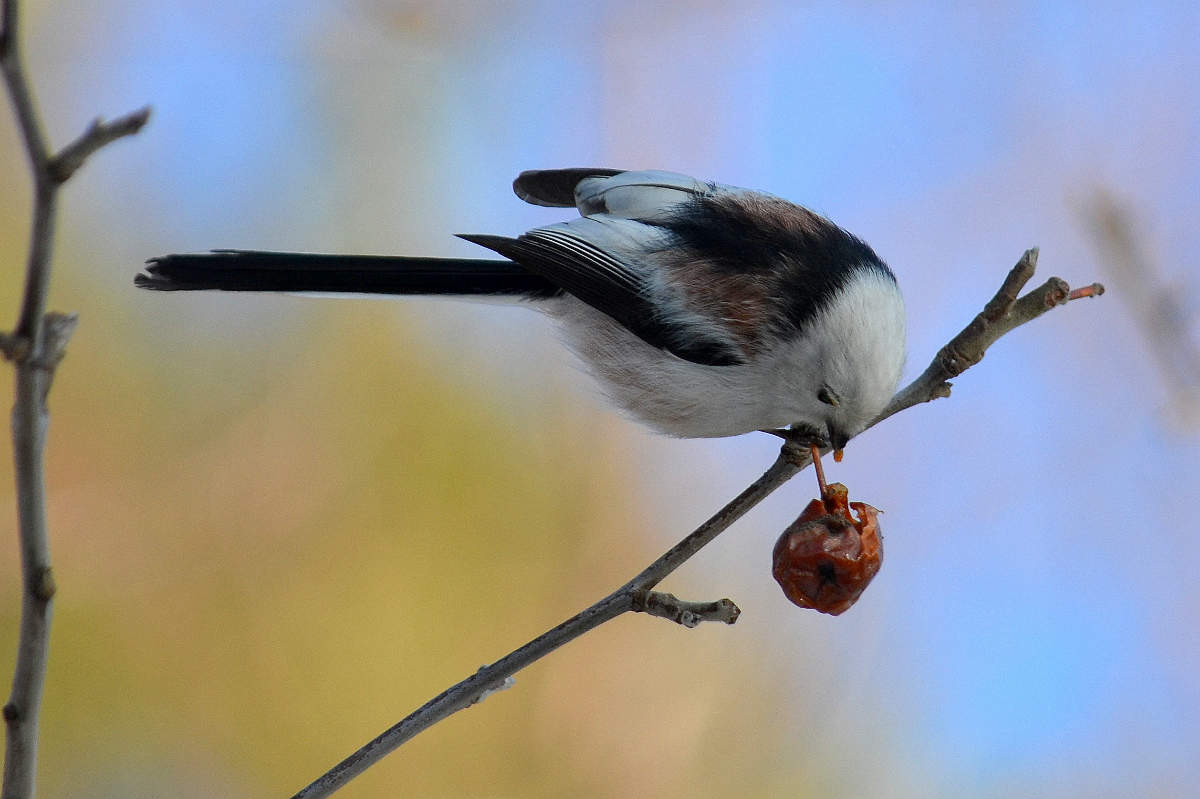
[138,168,905,451]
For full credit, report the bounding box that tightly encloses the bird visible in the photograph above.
[137,168,906,452]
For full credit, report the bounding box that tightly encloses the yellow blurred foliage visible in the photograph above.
[0,221,812,796]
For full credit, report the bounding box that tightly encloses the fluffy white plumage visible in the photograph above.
[527,170,906,442]
[140,168,907,448]
[549,263,905,439]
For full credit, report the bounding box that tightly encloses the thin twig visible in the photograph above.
[875,248,1103,422]
[289,447,804,799]
[289,250,1103,799]
[1,2,148,797]
[633,592,742,627]
[48,108,150,184]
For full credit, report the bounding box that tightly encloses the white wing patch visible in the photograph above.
[573,170,711,219]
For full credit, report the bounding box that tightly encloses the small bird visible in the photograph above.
[138,168,905,450]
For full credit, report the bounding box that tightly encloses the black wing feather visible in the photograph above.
[512,168,626,207]
[458,233,743,366]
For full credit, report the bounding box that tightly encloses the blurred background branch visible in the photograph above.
[290,252,1103,799]
[1079,189,1200,432]
[0,1,147,797]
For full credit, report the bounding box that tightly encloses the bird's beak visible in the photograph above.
[828,426,849,462]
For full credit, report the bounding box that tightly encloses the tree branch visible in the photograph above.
[288,249,1104,798]
[288,447,804,799]
[47,108,150,185]
[633,591,741,627]
[875,248,1103,422]
[1,2,149,797]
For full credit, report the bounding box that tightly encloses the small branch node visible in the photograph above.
[0,314,74,368]
[469,668,515,706]
[1,704,17,724]
[936,345,970,377]
[1009,278,1069,323]
[0,332,29,362]
[33,567,55,602]
[633,591,741,627]
[779,438,812,468]
[40,310,78,364]
[1038,277,1071,308]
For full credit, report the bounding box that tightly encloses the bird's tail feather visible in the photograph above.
[136,250,560,297]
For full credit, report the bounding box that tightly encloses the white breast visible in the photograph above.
[544,267,905,440]
[545,297,797,437]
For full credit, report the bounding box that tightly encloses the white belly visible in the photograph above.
[546,297,797,437]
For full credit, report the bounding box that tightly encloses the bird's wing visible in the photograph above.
[570,170,713,218]
[512,168,626,207]
[459,214,745,367]
[513,168,715,219]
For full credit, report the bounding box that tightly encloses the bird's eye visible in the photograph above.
[817,386,840,407]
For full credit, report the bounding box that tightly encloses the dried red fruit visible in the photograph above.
[771,482,882,615]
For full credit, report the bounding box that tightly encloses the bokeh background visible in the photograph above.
[2,1,1198,797]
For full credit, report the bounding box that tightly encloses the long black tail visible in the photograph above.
[136,250,561,297]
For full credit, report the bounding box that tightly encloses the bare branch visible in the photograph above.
[288,249,1104,798]
[1,0,49,169]
[875,248,1104,422]
[633,591,742,627]
[1,2,148,797]
[288,449,802,799]
[48,107,150,184]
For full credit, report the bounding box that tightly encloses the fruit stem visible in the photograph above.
[809,443,828,499]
